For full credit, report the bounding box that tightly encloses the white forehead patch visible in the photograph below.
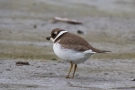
[51,30,68,42]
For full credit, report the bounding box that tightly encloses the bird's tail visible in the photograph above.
[100,50,111,53]
[92,48,111,53]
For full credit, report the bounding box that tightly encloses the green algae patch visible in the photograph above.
[0,42,135,60]
[0,43,58,60]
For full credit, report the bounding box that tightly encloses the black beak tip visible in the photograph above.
[46,37,50,40]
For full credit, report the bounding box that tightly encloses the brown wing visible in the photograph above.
[56,32,111,53]
[59,33,94,52]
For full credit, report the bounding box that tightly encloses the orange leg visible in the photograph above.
[72,64,77,78]
[66,61,73,78]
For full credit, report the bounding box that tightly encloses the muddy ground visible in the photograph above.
[0,0,135,90]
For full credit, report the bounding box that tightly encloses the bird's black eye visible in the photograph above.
[51,33,56,37]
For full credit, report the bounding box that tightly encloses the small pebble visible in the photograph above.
[34,25,37,28]
[77,30,84,34]
[6,69,11,71]
[46,37,50,40]
[16,61,30,66]
[104,73,109,75]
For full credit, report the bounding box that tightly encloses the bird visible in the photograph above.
[46,28,111,78]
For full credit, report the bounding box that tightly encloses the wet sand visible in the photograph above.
[0,0,135,90]
[0,59,135,90]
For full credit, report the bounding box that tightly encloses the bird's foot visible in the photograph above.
[66,75,70,79]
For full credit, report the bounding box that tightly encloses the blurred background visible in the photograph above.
[0,0,135,60]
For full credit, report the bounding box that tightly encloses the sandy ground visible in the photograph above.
[0,0,135,90]
[0,59,135,90]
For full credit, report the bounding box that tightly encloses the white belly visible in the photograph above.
[53,43,95,64]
